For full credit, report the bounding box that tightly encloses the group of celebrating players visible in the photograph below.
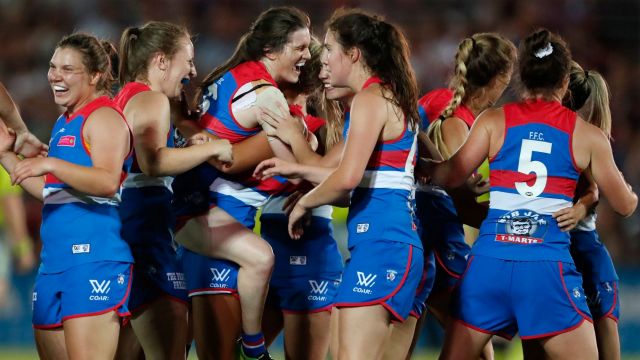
[0,5,636,360]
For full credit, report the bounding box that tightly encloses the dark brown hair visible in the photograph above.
[517,28,571,97]
[197,7,310,100]
[57,33,118,94]
[327,8,419,128]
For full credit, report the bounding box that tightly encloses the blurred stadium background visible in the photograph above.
[0,0,638,358]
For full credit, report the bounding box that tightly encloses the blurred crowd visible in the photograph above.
[0,0,638,263]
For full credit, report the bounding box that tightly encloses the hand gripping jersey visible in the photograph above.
[40,96,133,273]
[346,77,420,249]
[474,100,580,262]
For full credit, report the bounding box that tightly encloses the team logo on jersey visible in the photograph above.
[89,279,111,301]
[386,269,398,282]
[201,81,219,113]
[290,256,307,265]
[117,273,125,285]
[356,223,369,233]
[57,135,76,147]
[603,282,613,293]
[495,209,548,244]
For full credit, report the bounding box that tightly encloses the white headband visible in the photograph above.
[534,43,553,58]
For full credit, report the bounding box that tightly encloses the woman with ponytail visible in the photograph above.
[280,9,423,358]
[411,32,515,358]
[170,7,312,359]
[0,33,133,360]
[243,37,343,360]
[546,61,621,359]
[428,28,636,359]
[114,21,233,359]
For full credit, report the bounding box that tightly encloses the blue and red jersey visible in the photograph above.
[474,100,581,262]
[114,82,175,191]
[41,96,133,273]
[415,89,472,277]
[199,61,287,197]
[346,78,420,248]
[199,61,275,143]
[418,88,475,129]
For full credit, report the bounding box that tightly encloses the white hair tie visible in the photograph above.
[534,43,553,58]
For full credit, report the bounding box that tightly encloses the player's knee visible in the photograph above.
[253,244,274,277]
[240,240,274,278]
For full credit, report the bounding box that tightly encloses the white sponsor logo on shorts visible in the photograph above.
[356,223,369,233]
[89,279,111,301]
[352,272,377,294]
[72,244,90,254]
[309,280,329,295]
[356,272,377,287]
[289,256,307,265]
[210,267,231,282]
[308,280,329,301]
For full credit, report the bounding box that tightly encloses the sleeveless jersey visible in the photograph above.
[415,89,474,276]
[199,61,286,199]
[474,100,580,262]
[347,77,420,248]
[417,88,475,130]
[40,96,133,273]
[114,82,175,191]
[417,88,475,197]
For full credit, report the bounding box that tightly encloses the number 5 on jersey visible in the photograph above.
[515,139,552,198]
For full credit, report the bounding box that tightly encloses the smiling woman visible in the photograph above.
[169,7,313,359]
[113,21,233,360]
[0,32,133,360]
